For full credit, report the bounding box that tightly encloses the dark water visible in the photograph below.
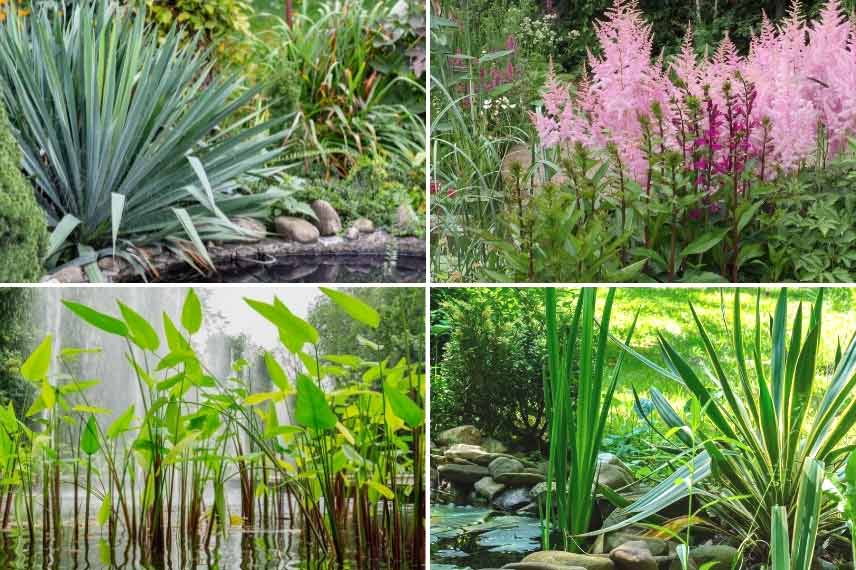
[430,505,541,570]
[0,527,351,569]
[157,255,426,284]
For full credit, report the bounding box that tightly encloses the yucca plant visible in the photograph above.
[770,459,824,570]
[542,288,637,551]
[0,0,290,270]
[601,288,856,558]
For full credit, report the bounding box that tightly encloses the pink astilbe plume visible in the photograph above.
[532,0,671,182]
[533,0,856,180]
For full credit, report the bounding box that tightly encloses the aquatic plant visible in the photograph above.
[2,288,423,568]
[0,1,289,271]
[542,288,637,551]
[605,289,856,558]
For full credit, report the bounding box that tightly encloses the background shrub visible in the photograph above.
[0,101,46,282]
[431,288,550,446]
[0,288,36,421]
[309,287,424,365]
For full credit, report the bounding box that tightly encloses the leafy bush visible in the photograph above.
[0,100,46,282]
[0,288,35,420]
[431,288,549,445]
[248,0,425,179]
[0,1,289,272]
[145,0,252,43]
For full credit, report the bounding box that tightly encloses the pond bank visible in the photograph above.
[431,425,751,570]
[43,232,425,283]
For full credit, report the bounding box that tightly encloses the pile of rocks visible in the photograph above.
[483,543,738,570]
[431,425,636,515]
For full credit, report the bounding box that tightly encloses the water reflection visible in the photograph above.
[153,255,426,284]
[0,525,375,569]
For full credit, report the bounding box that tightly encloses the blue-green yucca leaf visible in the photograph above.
[0,1,287,269]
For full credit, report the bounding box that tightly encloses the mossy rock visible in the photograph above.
[0,101,46,282]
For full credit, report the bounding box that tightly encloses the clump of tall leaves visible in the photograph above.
[605,288,856,561]
[248,0,425,179]
[0,1,289,271]
[542,288,636,550]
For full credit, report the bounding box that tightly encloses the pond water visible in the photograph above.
[0,526,330,570]
[154,254,426,284]
[0,489,394,569]
[431,505,542,570]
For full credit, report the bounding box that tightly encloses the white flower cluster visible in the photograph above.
[517,13,558,56]
[482,96,518,120]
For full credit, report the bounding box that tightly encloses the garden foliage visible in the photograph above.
[0,100,45,282]
[249,0,426,180]
[431,288,548,444]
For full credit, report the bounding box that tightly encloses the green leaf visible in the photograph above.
[264,352,291,392]
[21,336,52,382]
[680,228,729,257]
[244,391,285,406]
[98,491,112,527]
[181,289,202,334]
[106,405,135,439]
[294,374,337,431]
[81,415,101,456]
[41,382,56,409]
[245,298,319,353]
[118,301,160,351]
[73,405,111,415]
[63,301,128,338]
[320,288,380,328]
[383,380,424,428]
[110,193,125,254]
[366,480,395,499]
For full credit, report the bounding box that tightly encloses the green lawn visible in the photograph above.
[576,287,856,435]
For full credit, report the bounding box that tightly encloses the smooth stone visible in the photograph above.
[474,476,505,501]
[437,463,489,484]
[310,199,342,236]
[396,203,418,228]
[495,471,546,486]
[345,226,360,240]
[530,481,556,501]
[610,541,658,570]
[489,456,524,480]
[445,443,497,465]
[353,217,375,233]
[689,545,738,569]
[505,564,588,570]
[598,463,635,490]
[522,551,615,570]
[483,437,509,454]
[492,487,532,511]
[437,425,483,446]
[49,266,86,283]
[606,533,668,556]
[274,216,319,244]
